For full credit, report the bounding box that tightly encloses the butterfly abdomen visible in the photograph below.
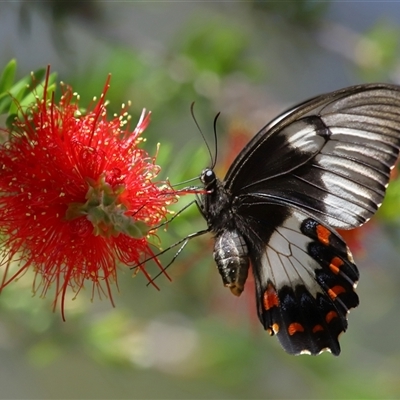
[213,230,250,296]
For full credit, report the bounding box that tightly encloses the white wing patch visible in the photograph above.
[260,211,322,297]
[283,119,325,149]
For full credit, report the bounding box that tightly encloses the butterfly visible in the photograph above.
[197,83,400,356]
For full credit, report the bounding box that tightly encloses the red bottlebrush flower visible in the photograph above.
[0,67,178,319]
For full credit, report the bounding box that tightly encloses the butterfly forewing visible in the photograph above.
[225,84,400,229]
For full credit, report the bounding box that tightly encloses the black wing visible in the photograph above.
[225,84,400,229]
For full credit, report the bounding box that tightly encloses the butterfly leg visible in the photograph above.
[145,229,210,286]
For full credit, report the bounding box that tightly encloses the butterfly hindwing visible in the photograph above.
[225,84,400,229]
[251,207,359,355]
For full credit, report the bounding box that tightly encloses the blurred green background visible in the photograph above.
[1,1,400,399]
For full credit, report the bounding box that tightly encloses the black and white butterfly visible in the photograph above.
[197,83,400,356]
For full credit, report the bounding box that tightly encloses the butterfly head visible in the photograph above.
[200,168,217,191]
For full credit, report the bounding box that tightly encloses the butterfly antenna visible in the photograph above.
[190,102,215,167]
[212,112,220,169]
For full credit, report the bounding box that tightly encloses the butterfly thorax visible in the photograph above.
[201,168,250,296]
[200,169,234,232]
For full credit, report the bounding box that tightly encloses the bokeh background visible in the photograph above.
[1,2,400,399]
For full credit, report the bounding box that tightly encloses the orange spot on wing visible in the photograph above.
[329,257,344,274]
[312,324,324,333]
[326,310,338,323]
[288,322,305,335]
[328,285,346,300]
[263,283,279,310]
[316,224,331,246]
[267,323,280,336]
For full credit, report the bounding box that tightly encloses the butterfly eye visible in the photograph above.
[201,168,216,188]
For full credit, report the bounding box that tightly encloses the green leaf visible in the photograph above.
[0,64,57,118]
[0,59,17,93]
[0,91,13,114]
[0,74,33,115]
[8,71,57,117]
[18,74,57,112]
